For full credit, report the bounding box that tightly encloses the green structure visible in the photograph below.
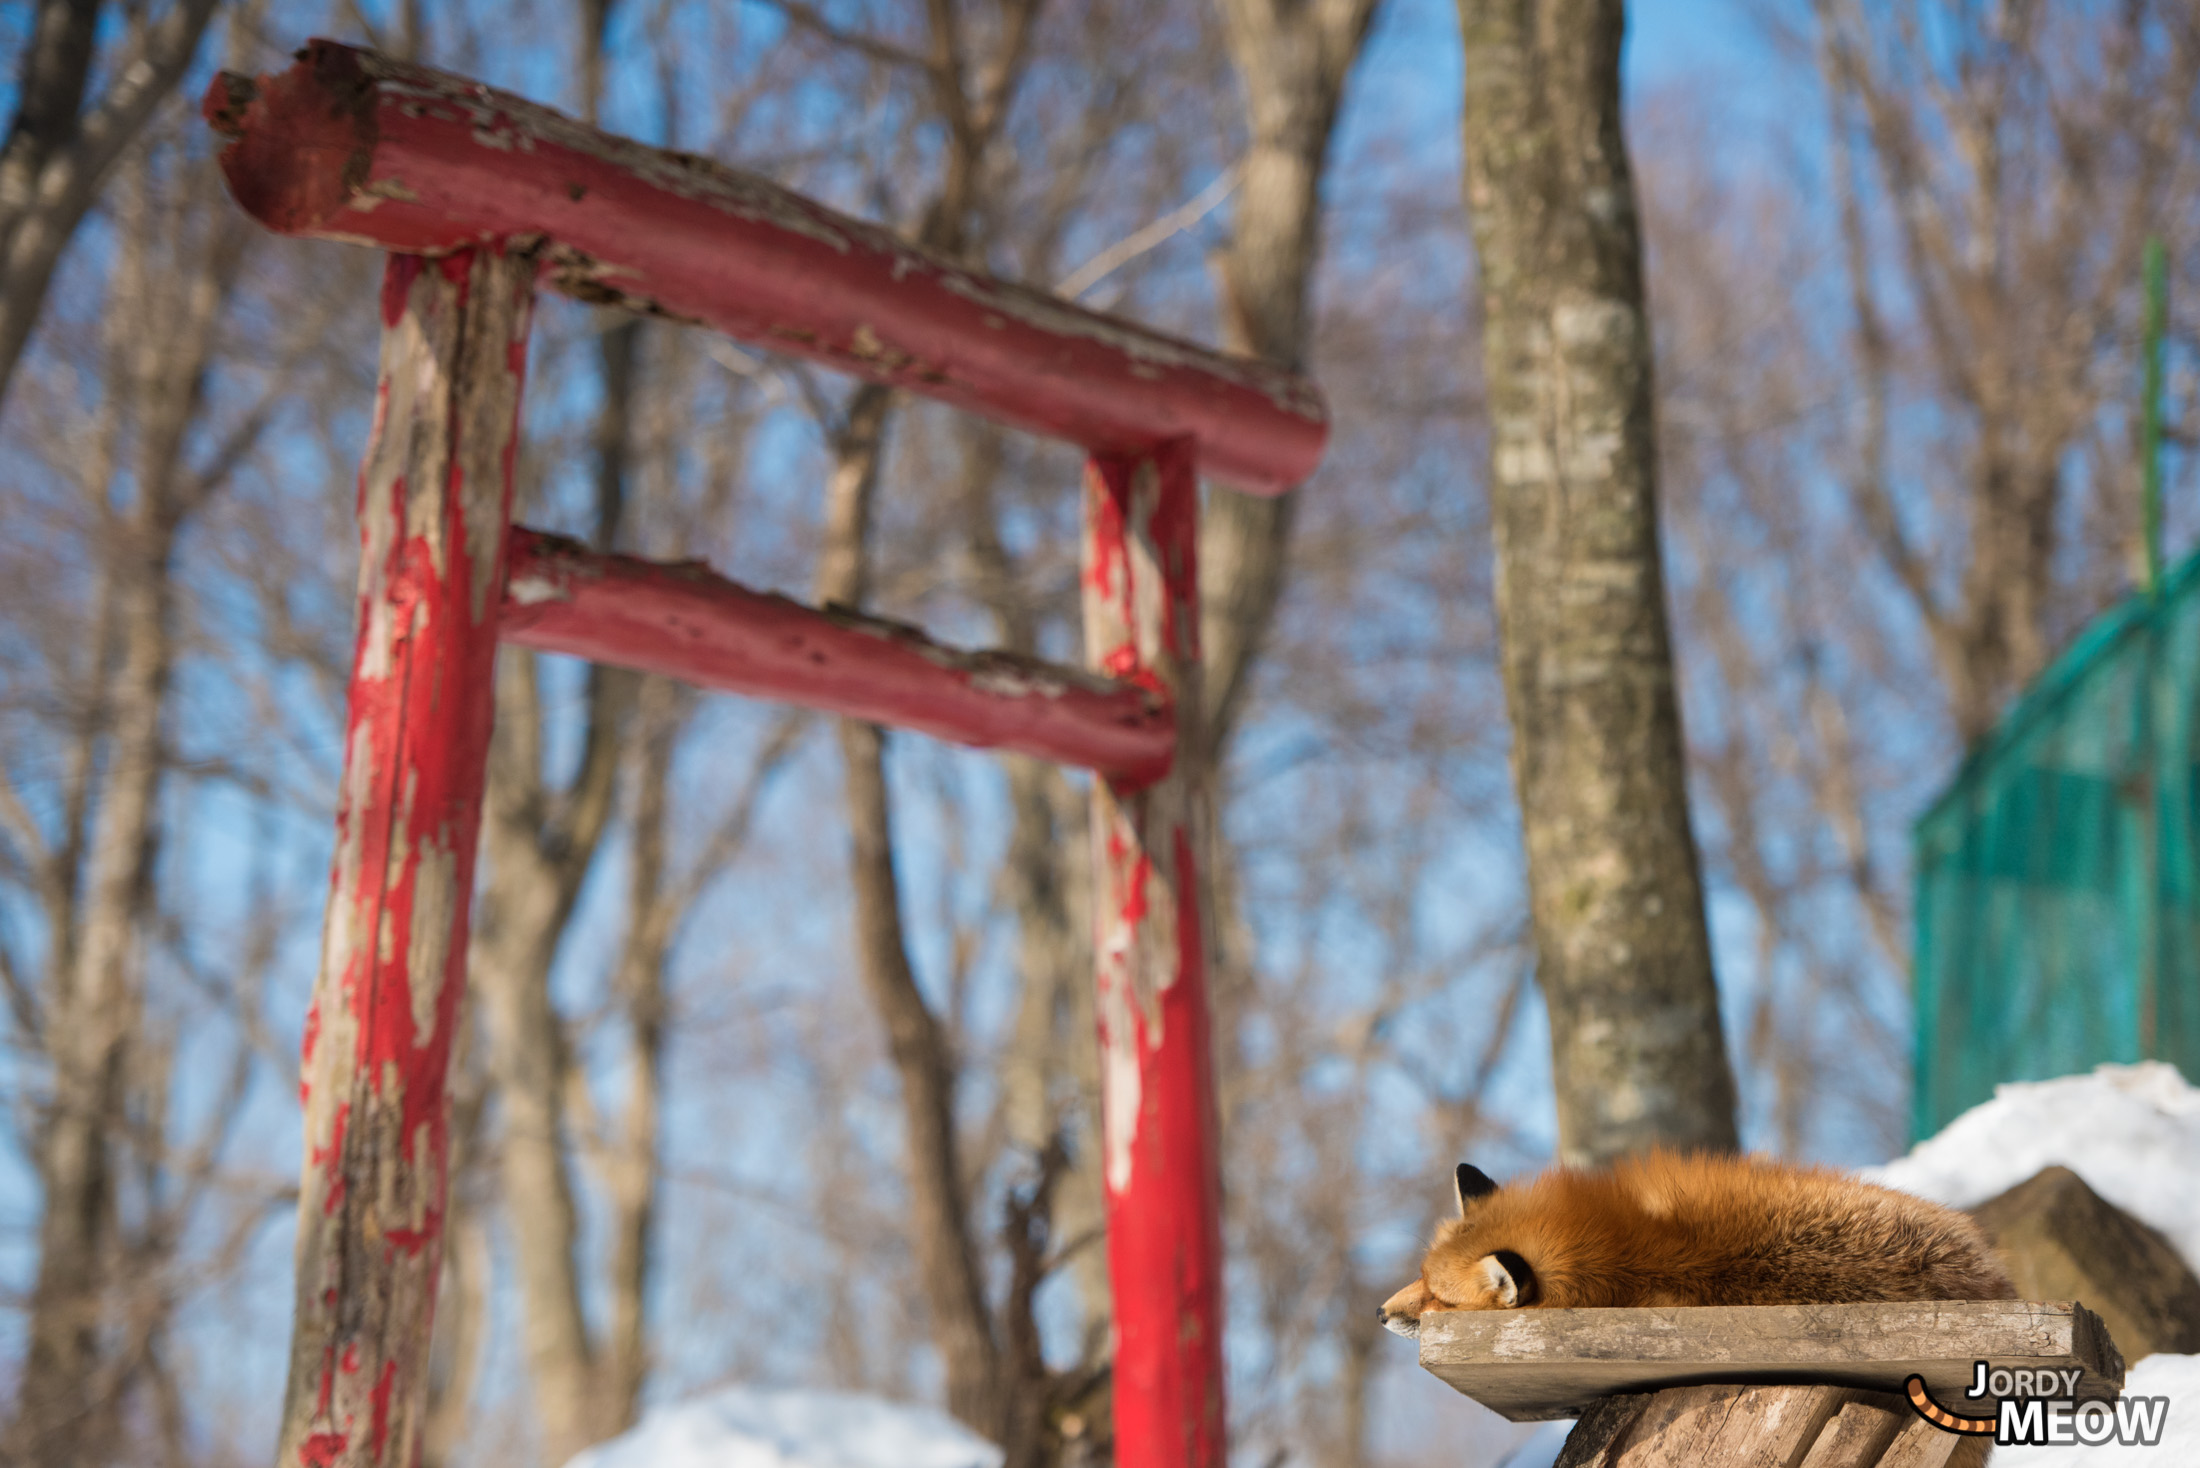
[1912,552,2200,1138]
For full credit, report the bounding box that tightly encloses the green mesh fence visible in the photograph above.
[1913,550,2200,1141]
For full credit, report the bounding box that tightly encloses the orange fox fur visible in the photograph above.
[1380,1150,2013,1331]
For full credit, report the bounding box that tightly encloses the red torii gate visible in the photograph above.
[202,40,1327,1468]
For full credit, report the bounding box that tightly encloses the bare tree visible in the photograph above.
[0,73,314,1464]
[1634,0,2200,1153]
[1454,0,1740,1165]
[0,0,223,410]
[802,0,1041,1439]
[1810,0,2200,744]
[1202,0,1380,758]
[453,9,809,1461]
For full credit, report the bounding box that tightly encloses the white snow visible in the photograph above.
[1995,1353,2200,1466]
[1493,1419,1570,1468]
[563,1386,1002,1468]
[1865,1061,2200,1274]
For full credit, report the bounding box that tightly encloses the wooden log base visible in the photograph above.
[1551,1385,1994,1468]
[1418,1300,2124,1422]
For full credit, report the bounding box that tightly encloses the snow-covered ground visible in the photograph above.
[1499,1063,2200,1468]
[564,1386,1003,1468]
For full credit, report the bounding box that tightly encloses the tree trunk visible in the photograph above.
[1202,0,1379,759]
[0,0,222,410]
[461,7,663,1458]
[7,137,238,1467]
[1455,0,1738,1163]
[470,324,638,1468]
[472,790,605,1464]
[814,383,1006,1440]
[1197,1,1380,1138]
[11,510,173,1468]
[602,671,683,1432]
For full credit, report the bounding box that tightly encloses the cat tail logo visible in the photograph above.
[1905,1366,2171,1447]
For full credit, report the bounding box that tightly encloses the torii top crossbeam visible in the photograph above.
[205,40,1326,1468]
[204,41,1325,493]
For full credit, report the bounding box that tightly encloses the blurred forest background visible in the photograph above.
[0,0,2195,1464]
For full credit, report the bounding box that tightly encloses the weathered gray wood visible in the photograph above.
[1611,1383,1851,1466]
[1794,1397,1908,1468]
[1553,1385,1982,1468]
[1873,1414,1981,1468]
[1418,1300,2123,1421]
[1553,1395,1651,1468]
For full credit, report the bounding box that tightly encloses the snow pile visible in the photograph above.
[1865,1061,2200,1272]
[1998,1353,2200,1466]
[564,1386,1002,1468]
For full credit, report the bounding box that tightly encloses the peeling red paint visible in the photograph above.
[1082,442,1226,1468]
[1085,482,1128,599]
[501,528,1175,783]
[312,1101,349,1214]
[1093,820,1224,1467]
[300,998,321,1104]
[299,1432,349,1468]
[368,1361,396,1461]
[382,1208,440,1257]
[379,255,421,326]
[1120,852,1152,928]
[1144,457,1201,662]
[280,248,536,1468]
[201,41,1327,494]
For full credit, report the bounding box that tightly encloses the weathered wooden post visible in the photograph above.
[278,248,535,1468]
[1083,439,1227,1467]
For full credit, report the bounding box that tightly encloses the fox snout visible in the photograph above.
[1377,1278,1430,1338]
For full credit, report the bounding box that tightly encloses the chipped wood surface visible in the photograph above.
[1874,1413,1978,1468]
[1552,1385,1984,1468]
[200,41,1326,494]
[1082,442,1225,1466]
[277,247,534,1468]
[500,527,1174,780]
[1420,1300,2124,1422]
[1795,1396,1910,1468]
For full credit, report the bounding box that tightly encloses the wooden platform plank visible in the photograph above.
[1417,1300,2123,1422]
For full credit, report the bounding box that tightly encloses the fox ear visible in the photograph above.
[1455,1163,1499,1215]
[1479,1250,1537,1308]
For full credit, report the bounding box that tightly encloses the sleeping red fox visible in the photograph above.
[1380,1150,2014,1332]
